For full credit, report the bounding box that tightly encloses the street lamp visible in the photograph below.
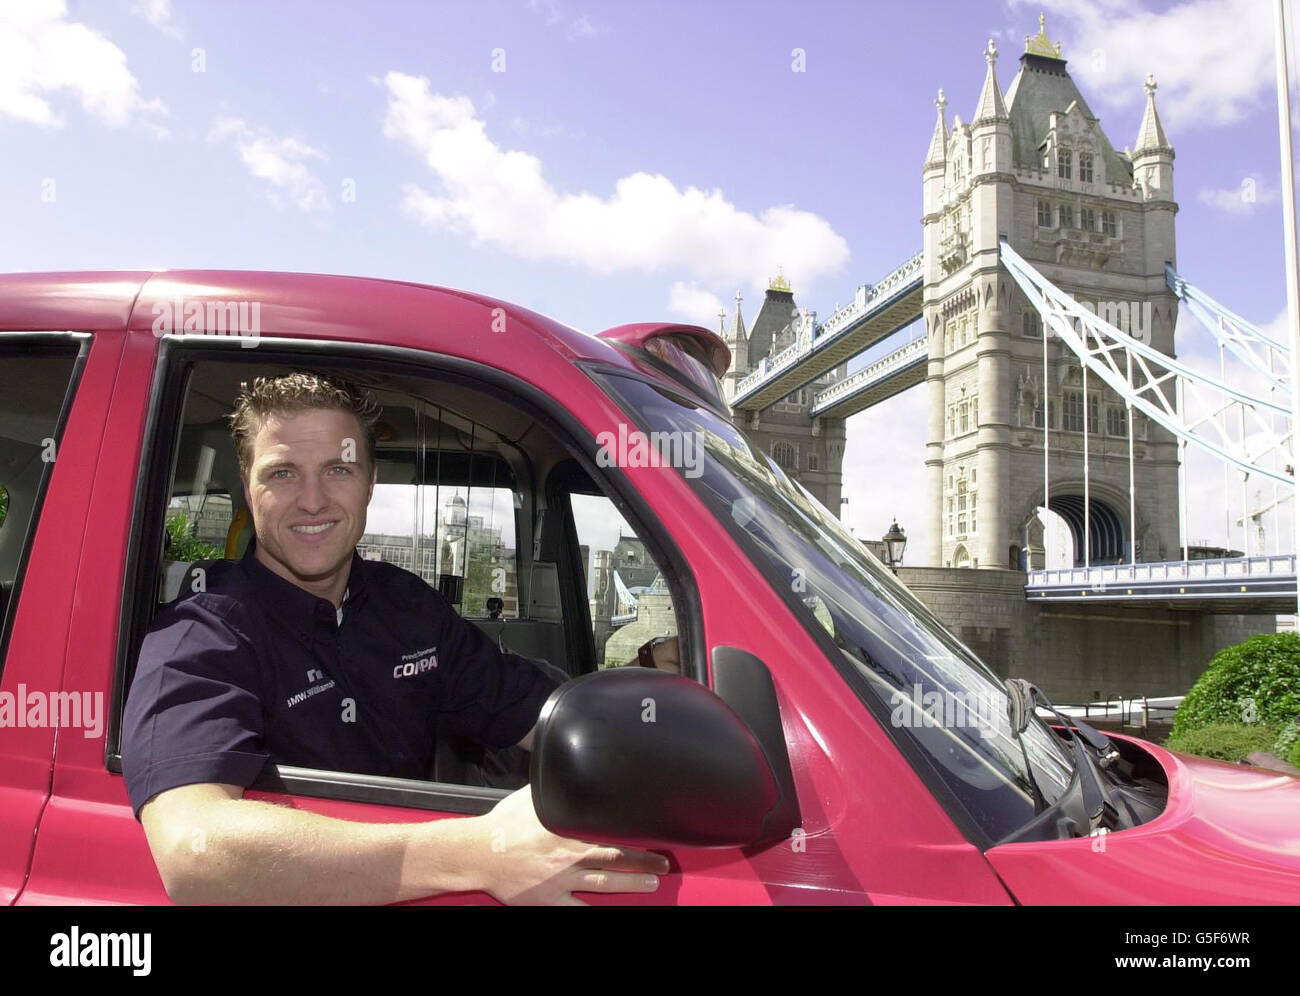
[882,519,907,574]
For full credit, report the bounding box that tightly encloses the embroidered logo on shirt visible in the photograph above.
[394,645,439,679]
[286,674,336,708]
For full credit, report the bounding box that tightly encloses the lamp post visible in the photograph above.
[882,519,907,575]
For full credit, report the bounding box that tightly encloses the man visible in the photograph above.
[123,371,668,905]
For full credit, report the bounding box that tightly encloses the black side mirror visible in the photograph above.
[530,668,783,848]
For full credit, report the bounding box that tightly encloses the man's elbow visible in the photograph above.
[159,858,207,906]
[140,784,242,905]
[147,829,213,904]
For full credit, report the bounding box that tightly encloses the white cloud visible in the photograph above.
[566,14,598,41]
[381,72,850,288]
[509,115,581,140]
[1196,177,1280,214]
[131,0,180,37]
[1020,0,1274,129]
[208,118,331,213]
[0,0,167,130]
[667,282,725,330]
[528,0,564,26]
[527,0,601,40]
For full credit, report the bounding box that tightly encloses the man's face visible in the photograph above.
[241,407,376,595]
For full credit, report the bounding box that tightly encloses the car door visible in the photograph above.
[21,329,552,904]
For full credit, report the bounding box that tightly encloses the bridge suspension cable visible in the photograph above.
[1000,239,1294,488]
[1166,264,1290,390]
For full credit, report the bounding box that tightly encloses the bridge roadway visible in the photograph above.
[1026,555,1297,613]
[809,335,927,418]
[731,250,923,411]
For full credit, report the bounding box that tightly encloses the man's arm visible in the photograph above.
[142,782,668,906]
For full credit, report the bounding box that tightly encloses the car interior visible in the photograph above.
[142,356,682,793]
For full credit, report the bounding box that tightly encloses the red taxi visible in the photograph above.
[1,269,1297,904]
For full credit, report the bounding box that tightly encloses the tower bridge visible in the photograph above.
[718,15,1292,697]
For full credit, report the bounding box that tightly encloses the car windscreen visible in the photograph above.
[593,371,1076,844]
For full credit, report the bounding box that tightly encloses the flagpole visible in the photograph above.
[1274,0,1300,620]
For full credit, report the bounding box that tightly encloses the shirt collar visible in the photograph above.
[239,535,370,641]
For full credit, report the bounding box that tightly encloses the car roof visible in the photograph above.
[0,269,651,374]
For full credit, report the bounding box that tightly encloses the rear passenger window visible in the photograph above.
[357,402,521,619]
[570,493,678,668]
[0,338,85,674]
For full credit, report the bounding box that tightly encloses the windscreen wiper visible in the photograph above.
[1007,678,1118,830]
[1005,677,1049,814]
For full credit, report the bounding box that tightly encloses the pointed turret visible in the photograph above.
[924,89,949,169]
[729,289,747,345]
[970,38,1013,184]
[972,40,1008,124]
[1132,73,1175,203]
[722,290,749,400]
[1134,72,1171,153]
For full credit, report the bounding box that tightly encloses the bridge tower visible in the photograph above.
[721,273,849,512]
[922,17,1181,570]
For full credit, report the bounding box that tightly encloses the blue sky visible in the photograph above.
[2,0,1294,559]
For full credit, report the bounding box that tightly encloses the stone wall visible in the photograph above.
[896,565,1274,701]
[602,588,678,668]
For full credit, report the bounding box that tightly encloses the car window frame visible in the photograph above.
[107,333,705,816]
[0,332,92,680]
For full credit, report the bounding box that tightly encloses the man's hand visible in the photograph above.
[624,635,680,674]
[473,786,669,906]
[648,636,680,674]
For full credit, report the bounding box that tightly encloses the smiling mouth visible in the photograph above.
[291,521,338,535]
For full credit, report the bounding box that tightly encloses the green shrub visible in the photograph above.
[165,512,224,562]
[1171,633,1300,738]
[1164,722,1281,763]
[1289,737,1300,769]
[1273,721,1300,762]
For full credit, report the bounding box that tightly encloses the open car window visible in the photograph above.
[113,343,695,813]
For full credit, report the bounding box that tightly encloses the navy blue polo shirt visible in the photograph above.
[121,538,561,819]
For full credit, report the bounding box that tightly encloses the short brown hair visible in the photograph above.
[229,371,381,481]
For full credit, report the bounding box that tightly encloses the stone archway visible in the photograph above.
[1046,494,1127,566]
